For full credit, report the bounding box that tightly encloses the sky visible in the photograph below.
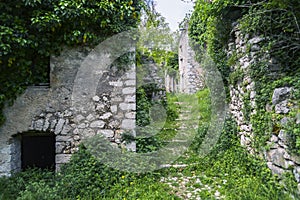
[154,0,195,31]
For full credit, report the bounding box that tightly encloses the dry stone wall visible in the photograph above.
[0,47,136,176]
[228,24,300,183]
[179,24,204,94]
[165,69,178,93]
[228,26,258,154]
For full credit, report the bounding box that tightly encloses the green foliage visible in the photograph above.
[0,146,178,200]
[285,110,300,155]
[190,0,300,151]
[135,89,179,153]
[1,91,298,199]
[0,168,55,200]
[106,174,179,200]
[137,7,179,67]
[176,116,298,199]
[136,87,152,127]
[0,0,143,126]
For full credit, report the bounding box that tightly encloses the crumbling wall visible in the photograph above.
[178,25,204,94]
[228,24,300,183]
[0,47,136,176]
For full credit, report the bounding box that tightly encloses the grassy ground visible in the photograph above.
[0,89,299,199]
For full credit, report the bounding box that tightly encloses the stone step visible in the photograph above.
[168,139,189,143]
[175,118,199,122]
[174,102,186,105]
[178,110,192,114]
[160,162,200,168]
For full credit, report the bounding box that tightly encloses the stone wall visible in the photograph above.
[228,24,300,183]
[178,24,204,94]
[165,69,178,93]
[227,26,258,154]
[0,47,136,176]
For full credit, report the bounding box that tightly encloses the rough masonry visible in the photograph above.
[227,23,300,184]
[0,46,136,176]
[178,24,205,94]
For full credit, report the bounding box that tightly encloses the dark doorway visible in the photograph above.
[21,132,55,170]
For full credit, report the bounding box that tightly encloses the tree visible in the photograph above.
[0,0,143,125]
[137,9,179,67]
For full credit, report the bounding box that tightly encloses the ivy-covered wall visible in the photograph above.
[227,24,300,181]
[0,47,137,176]
[0,0,142,126]
[190,0,300,182]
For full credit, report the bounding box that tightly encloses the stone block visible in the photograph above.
[251,44,260,52]
[55,142,65,153]
[55,119,65,135]
[73,135,80,141]
[121,119,136,130]
[125,112,136,119]
[125,80,136,86]
[241,135,251,146]
[266,148,291,169]
[250,91,256,99]
[270,134,278,143]
[56,154,72,164]
[43,119,50,131]
[267,162,284,175]
[126,71,136,79]
[293,167,300,182]
[114,112,124,120]
[272,87,292,105]
[275,100,290,114]
[280,117,290,126]
[74,114,85,123]
[111,97,123,102]
[56,136,72,142]
[296,113,300,124]
[35,119,44,131]
[126,142,136,152]
[278,130,288,144]
[122,87,135,95]
[61,125,72,135]
[97,130,114,138]
[95,104,105,112]
[99,112,112,120]
[110,105,118,113]
[86,114,95,121]
[240,125,251,132]
[119,103,136,111]
[90,120,105,128]
[249,37,263,44]
[109,81,123,87]
[78,123,87,129]
[108,120,120,129]
[125,95,136,103]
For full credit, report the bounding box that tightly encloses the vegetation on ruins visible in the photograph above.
[0,0,143,125]
[1,0,300,199]
[190,0,300,153]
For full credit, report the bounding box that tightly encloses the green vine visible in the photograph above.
[0,0,143,126]
[190,0,300,151]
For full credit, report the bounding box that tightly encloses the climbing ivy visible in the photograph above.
[190,0,300,151]
[0,0,143,126]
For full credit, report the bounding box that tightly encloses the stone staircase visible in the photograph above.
[160,100,226,200]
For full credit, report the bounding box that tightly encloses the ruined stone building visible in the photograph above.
[178,24,204,94]
[0,45,137,176]
[165,24,204,94]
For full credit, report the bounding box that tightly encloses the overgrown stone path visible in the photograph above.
[160,101,226,200]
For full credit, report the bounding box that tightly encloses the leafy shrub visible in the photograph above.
[0,168,54,200]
